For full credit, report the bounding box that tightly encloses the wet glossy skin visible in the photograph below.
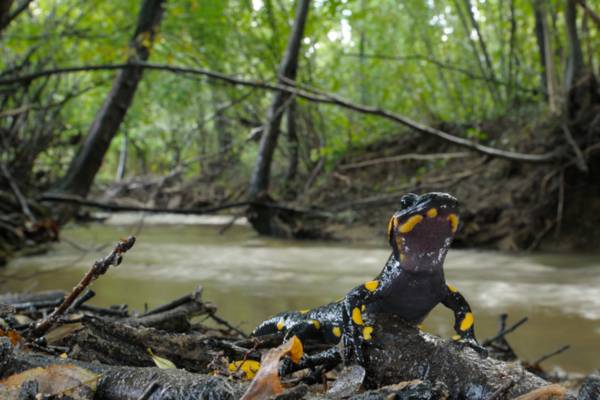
[252,192,481,365]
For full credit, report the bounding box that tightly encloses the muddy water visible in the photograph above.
[1,216,599,373]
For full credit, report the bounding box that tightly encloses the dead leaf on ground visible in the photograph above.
[0,364,99,400]
[240,335,304,400]
[513,384,567,400]
[147,347,177,369]
[0,327,22,346]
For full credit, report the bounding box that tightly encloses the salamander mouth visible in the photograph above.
[390,193,459,268]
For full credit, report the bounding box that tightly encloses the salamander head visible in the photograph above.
[387,192,459,272]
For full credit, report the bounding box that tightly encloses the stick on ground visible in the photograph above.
[29,236,136,338]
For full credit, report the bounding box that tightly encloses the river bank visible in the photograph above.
[2,219,599,374]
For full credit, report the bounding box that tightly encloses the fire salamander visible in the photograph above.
[251,192,485,369]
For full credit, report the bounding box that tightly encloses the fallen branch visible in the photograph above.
[0,61,559,163]
[39,193,331,217]
[29,236,136,338]
[338,152,471,170]
[532,344,571,366]
[363,315,554,398]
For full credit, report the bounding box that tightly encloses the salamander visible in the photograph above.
[251,192,484,367]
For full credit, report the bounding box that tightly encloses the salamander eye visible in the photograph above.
[399,193,418,210]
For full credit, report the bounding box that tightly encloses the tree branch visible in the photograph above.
[0,0,34,33]
[0,62,559,163]
[338,152,471,171]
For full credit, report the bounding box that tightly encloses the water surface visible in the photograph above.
[1,216,599,373]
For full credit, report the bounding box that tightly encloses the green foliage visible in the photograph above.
[1,0,599,188]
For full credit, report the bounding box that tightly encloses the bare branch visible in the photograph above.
[338,152,471,171]
[30,236,137,338]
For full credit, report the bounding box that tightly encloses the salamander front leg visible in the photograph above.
[341,280,380,365]
[442,284,488,357]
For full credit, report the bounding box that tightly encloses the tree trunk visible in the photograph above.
[565,0,584,95]
[115,132,128,181]
[52,0,165,199]
[0,0,33,36]
[212,90,234,167]
[283,100,298,200]
[453,0,500,103]
[0,0,14,34]
[534,0,560,113]
[533,0,549,100]
[247,0,310,235]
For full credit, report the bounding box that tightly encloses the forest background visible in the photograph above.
[1,0,600,263]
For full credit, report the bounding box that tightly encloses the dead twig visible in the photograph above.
[561,123,588,172]
[554,170,565,239]
[532,345,571,366]
[207,311,249,338]
[482,316,528,346]
[0,163,35,222]
[338,152,471,170]
[29,236,136,338]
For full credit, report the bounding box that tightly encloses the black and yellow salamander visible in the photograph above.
[251,192,484,367]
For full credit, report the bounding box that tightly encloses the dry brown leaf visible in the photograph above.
[0,364,99,399]
[0,327,22,346]
[513,384,567,400]
[240,336,304,400]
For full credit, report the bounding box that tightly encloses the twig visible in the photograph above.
[0,163,35,222]
[561,123,588,172]
[0,61,559,163]
[482,317,528,346]
[338,152,471,170]
[217,213,243,235]
[29,236,136,338]
[554,170,565,239]
[140,287,202,317]
[67,289,95,312]
[207,311,249,338]
[532,345,570,366]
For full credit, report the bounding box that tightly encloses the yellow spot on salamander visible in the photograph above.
[452,334,461,341]
[426,208,438,218]
[352,307,364,325]
[362,326,374,341]
[289,336,304,364]
[364,280,379,292]
[361,304,366,311]
[399,215,423,234]
[460,312,474,331]
[387,216,395,242]
[228,360,261,379]
[332,326,341,337]
[448,214,459,233]
[447,284,458,293]
[276,320,285,331]
[299,309,309,314]
[310,319,321,330]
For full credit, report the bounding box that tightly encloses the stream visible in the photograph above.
[1,214,599,373]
